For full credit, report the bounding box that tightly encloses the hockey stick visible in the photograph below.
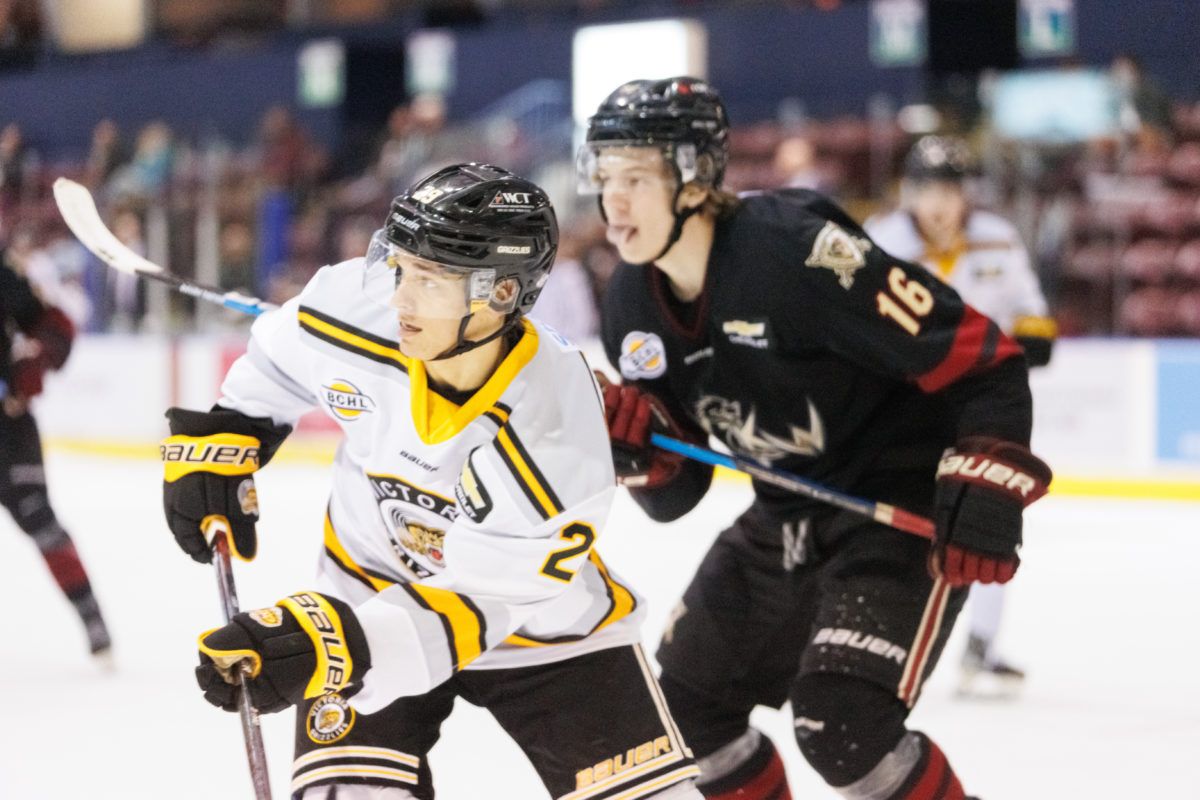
[54,179,275,797]
[204,517,274,800]
[649,434,935,540]
[53,175,927,543]
[52,178,276,316]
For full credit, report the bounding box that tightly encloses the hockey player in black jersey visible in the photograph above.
[579,78,1052,800]
[1,252,111,657]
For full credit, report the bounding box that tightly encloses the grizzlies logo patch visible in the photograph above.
[249,606,284,628]
[307,692,356,745]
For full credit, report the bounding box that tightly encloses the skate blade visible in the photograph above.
[955,670,1023,701]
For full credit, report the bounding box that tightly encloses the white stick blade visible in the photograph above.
[52,177,165,276]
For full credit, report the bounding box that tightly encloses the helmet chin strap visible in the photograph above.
[429,312,521,361]
[633,182,701,268]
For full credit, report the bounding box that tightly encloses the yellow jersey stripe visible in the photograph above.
[323,515,394,593]
[1012,315,1059,338]
[405,584,487,670]
[502,552,637,648]
[495,427,562,520]
[297,309,409,371]
[589,552,637,632]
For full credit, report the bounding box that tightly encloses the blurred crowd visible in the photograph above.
[4,54,1200,340]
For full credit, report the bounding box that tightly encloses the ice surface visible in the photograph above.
[1,451,1197,798]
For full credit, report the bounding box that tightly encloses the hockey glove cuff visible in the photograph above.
[161,407,291,564]
[196,591,371,714]
[596,372,691,489]
[931,437,1052,586]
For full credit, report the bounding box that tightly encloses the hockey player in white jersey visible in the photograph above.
[865,135,1057,695]
[160,163,702,800]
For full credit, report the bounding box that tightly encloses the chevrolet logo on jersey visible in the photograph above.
[455,456,493,523]
[322,380,375,421]
[722,319,769,349]
[805,221,873,289]
[619,331,667,379]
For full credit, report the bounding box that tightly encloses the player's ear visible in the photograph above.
[677,183,708,213]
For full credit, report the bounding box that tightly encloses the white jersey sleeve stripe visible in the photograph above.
[244,337,318,405]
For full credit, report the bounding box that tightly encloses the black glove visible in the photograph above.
[931,436,1052,586]
[596,372,694,489]
[196,591,371,714]
[161,407,290,563]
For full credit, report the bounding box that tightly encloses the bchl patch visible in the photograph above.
[249,606,284,628]
[307,692,356,745]
[618,331,667,380]
[805,221,873,289]
[322,380,376,422]
[455,456,493,523]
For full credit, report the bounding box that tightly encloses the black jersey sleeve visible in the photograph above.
[601,271,715,521]
[0,258,47,332]
[774,193,1033,445]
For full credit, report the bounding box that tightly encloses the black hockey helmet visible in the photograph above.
[578,77,730,264]
[367,163,558,359]
[581,76,731,190]
[904,135,975,183]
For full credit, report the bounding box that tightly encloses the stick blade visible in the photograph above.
[52,177,164,276]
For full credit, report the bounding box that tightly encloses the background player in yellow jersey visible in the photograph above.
[866,135,1058,695]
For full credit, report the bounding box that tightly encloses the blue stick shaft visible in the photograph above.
[649,433,934,539]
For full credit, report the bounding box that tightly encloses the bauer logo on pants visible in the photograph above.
[307,692,356,745]
[619,331,667,380]
[812,627,907,665]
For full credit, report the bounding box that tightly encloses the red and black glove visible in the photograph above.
[196,591,370,714]
[7,306,75,400]
[9,357,47,398]
[931,436,1052,586]
[596,372,691,489]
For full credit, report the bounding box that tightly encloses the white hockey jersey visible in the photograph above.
[864,209,1052,336]
[217,259,642,712]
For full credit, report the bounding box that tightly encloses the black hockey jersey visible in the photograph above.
[0,255,48,391]
[601,190,1032,522]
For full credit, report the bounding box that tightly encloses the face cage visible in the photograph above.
[575,140,699,195]
[362,229,518,319]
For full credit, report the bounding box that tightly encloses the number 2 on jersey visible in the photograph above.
[876,266,933,335]
[540,522,596,582]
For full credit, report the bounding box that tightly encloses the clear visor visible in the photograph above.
[575,141,698,195]
[362,229,514,320]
